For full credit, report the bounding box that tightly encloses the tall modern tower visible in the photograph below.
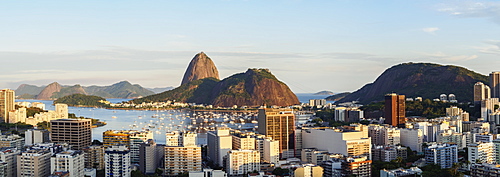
[0,89,15,123]
[491,72,500,99]
[384,93,406,127]
[258,108,295,158]
[50,119,92,150]
[474,82,491,103]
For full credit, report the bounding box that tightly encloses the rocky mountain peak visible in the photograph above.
[36,82,62,100]
[181,52,220,85]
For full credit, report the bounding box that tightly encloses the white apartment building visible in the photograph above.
[400,129,423,152]
[425,143,458,169]
[165,131,197,147]
[302,128,371,157]
[55,103,68,119]
[469,142,495,164]
[25,129,50,146]
[164,146,202,175]
[50,150,85,177]
[105,146,131,177]
[436,130,466,149]
[207,127,232,166]
[0,148,20,177]
[225,150,260,175]
[17,149,51,177]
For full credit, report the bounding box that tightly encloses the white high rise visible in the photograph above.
[425,143,458,169]
[55,103,68,119]
[50,150,85,177]
[17,149,51,177]
[105,146,131,177]
[207,127,232,166]
[225,150,260,175]
[400,129,424,152]
[468,142,495,164]
[0,148,20,177]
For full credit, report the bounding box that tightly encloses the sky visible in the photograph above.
[1,0,500,93]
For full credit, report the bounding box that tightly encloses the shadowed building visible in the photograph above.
[384,93,406,127]
[50,119,92,150]
[491,72,500,99]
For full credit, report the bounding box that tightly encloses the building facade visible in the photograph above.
[258,108,295,158]
[384,93,406,127]
[105,146,131,177]
[50,119,92,150]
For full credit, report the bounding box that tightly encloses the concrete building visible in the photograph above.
[0,134,24,149]
[469,142,495,164]
[50,119,92,150]
[258,108,295,158]
[50,150,85,177]
[82,145,105,170]
[372,145,407,162]
[436,130,467,149]
[8,107,26,123]
[165,131,197,147]
[341,156,372,177]
[25,129,50,146]
[491,71,500,99]
[0,89,15,123]
[424,143,458,169]
[17,149,51,177]
[0,148,20,177]
[293,164,323,177]
[334,107,347,122]
[256,137,280,165]
[400,129,423,152]
[139,139,163,175]
[380,167,422,177]
[102,130,153,164]
[471,163,500,177]
[481,98,499,120]
[55,103,68,119]
[385,93,406,127]
[164,145,202,176]
[301,128,371,158]
[475,82,491,103]
[232,133,256,150]
[225,150,260,175]
[309,99,326,107]
[207,127,232,166]
[105,146,131,177]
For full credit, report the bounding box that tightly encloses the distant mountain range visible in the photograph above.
[337,62,489,104]
[15,81,172,100]
[132,52,299,107]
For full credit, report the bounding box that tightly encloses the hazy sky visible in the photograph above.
[1,0,500,93]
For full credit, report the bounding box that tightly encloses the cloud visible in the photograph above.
[422,51,478,62]
[422,27,440,35]
[475,40,500,55]
[436,1,500,24]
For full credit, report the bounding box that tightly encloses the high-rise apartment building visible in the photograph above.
[164,146,202,176]
[0,147,20,177]
[301,128,371,158]
[0,89,15,123]
[50,119,92,150]
[102,130,153,164]
[400,128,424,152]
[139,139,163,175]
[225,150,260,175]
[105,146,131,177]
[25,129,50,146]
[469,141,495,164]
[165,131,197,147]
[207,127,232,166]
[425,143,458,169]
[83,145,105,170]
[55,103,69,119]
[8,107,26,123]
[491,72,500,99]
[17,149,51,177]
[258,108,295,158]
[50,150,85,177]
[384,93,406,127]
[475,82,491,103]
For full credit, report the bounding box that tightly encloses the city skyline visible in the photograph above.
[1,0,500,93]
